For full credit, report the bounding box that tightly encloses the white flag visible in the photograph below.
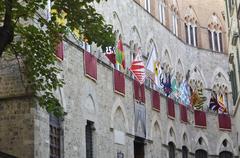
[146,47,157,73]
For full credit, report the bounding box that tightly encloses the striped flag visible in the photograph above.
[218,94,227,113]
[209,91,220,111]
[129,49,145,85]
[191,88,206,110]
[116,39,125,69]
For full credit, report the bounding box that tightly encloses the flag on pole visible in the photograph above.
[116,39,125,69]
[129,48,145,84]
[105,46,116,65]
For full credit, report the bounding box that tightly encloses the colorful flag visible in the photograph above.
[129,49,145,84]
[179,80,191,106]
[154,61,161,87]
[161,73,172,96]
[146,47,157,73]
[171,78,181,101]
[146,47,162,87]
[209,91,220,111]
[218,94,227,113]
[105,46,116,65]
[191,88,206,110]
[179,71,191,106]
[116,39,125,69]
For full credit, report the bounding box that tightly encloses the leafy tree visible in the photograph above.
[0,0,115,117]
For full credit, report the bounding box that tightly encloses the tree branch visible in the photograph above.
[0,0,14,57]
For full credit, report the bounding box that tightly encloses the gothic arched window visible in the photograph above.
[184,6,198,47]
[159,0,166,24]
[208,13,223,52]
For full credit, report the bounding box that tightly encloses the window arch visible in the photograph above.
[182,146,188,158]
[219,151,233,158]
[169,142,176,158]
[211,72,229,113]
[208,13,223,52]
[184,6,198,46]
[171,7,179,36]
[189,67,207,110]
[195,149,207,158]
[159,0,166,24]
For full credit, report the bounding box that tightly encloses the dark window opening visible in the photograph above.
[50,115,62,158]
[169,142,175,158]
[195,27,198,47]
[214,31,218,51]
[219,151,233,158]
[134,137,145,158]
[223,139,228,147]
[195,149,207,158]
[182,146,188,158]
[198,137,203,145]
[185,24,188,44]
[86,120,94,158]
[190,26,194,46]
[219,32,223,52]
[208,30,213,50]
[0,151,17,158]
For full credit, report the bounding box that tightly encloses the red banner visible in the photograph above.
[134,80,145,103]
[114,69,125,96]
[152,90,160,111]
[194,110,207,128]
[55,41,64,60]
[84,51,97,81]
[180,104,188,123]
[167,98,175,119]
[218,114,231,131]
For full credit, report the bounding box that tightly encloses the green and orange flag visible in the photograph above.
[116,39,125,69]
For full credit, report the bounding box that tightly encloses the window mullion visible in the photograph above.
[217,32,221,52]
[193,26,196,46]
[187,24,191,45]
[211,31,215,51]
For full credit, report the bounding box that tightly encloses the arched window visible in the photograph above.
[145,0,151,13]
[208,13,223,52]
[195,149,207,158]
[169,142,175,158]
[211,77,229,113]
[219,151,233,158]
[185,24,197,46]
[184,6,198,46]
[172,11,178,36]
[159,0,166,24]
[182,146,188,158]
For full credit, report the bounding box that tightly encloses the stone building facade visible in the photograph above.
[0,0,239,158]
[225,0,240,154]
